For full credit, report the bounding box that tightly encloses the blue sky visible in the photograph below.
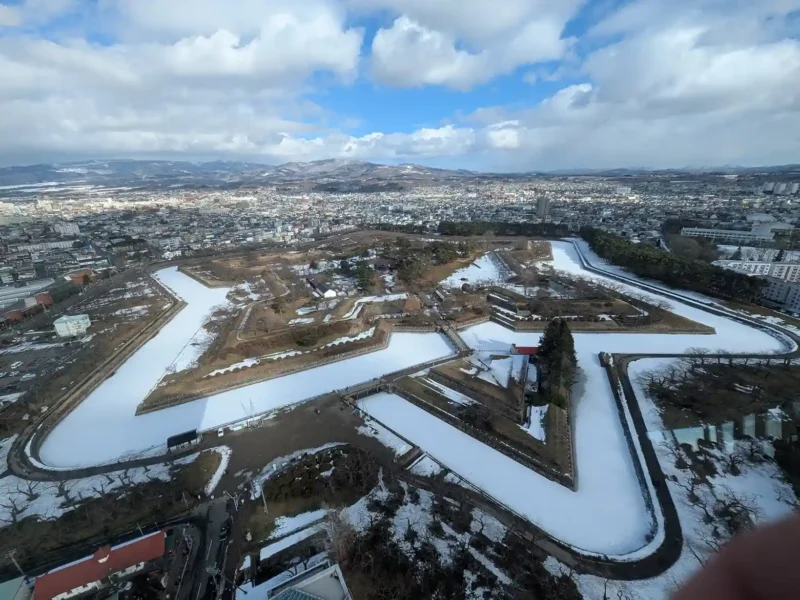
[0,0,798,170]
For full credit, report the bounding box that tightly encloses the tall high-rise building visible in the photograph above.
[536,197,550,220]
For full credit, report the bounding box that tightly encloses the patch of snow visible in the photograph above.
[239,555,251,572]
[320,326,376,348]
[112,306,149,318]
[288,317,315,326]
[357,421,412,456]
[247,444,344,500]
[523,404,549,443]
[206,358,260,378]
[204,446,232,496]
[341,293,408,319]
[269,509,328,539]
[0,392,23,406]
[441,253,510,289]
[418,378,475,405]
[408,455,442,477]
[0,435,199,528]
[259,525,323,560]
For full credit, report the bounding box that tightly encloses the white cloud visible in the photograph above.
[367,0,582,89]
[462,1,800,170]
[0,0,799,169]
[0,4,21,27]
[0,0,364,164]
[370,17,490,90]
[0,0,76,27]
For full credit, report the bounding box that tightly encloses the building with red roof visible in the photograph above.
[512,345,540,356]
[34,531,166,600]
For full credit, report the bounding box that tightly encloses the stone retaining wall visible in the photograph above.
[454,315,491,330]
[428,370,525,424]
[391,324,438,333]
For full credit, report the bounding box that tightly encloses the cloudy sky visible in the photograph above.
[1,0,799,170]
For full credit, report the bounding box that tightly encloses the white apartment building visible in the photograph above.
[716,260,800,284]
[9,240,75,253]
[761,278,800,313]
[681,227,775,244]
[54,223,80,235]
[54,314,91,337]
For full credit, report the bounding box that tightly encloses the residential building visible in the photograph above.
[267,562,352,600]
[680,227,775,244]
[65,268,95,286]
[536,197,550,220]
[54,314,91,337]
[35,292,54,307]
[307,276,337,299]
[8,240,75,253]
[761,277,800,313]
[34,531,166,600]
[0,279,54,310]
[53,222,80,235]
[715,261,800,284]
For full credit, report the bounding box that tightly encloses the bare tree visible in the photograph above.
[15,480,41,502]
[56,480,75,503]
[0,495,25,524]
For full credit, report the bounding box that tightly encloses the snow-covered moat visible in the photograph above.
[362,241,793,558]
[37,267,453,467]
[34,241,795,563]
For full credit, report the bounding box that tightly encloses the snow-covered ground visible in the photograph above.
[441,253,510,288]
[544,356,797,599]
[357,420,412,456]
[341,293,408,319]
[38,268,453,467]
[269,509,328,539]
[204,446,232,496]
[523,405,549,443]
[360,240,790,560]
[0,435,199,527]
[259,525,323,560]
[469,352,526,389]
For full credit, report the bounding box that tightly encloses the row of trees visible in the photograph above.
[388,238,475,284]
[538,319,578,409]
[437,221,569,237]
[580,227,766,301]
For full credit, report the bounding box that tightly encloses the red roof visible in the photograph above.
[35,531,166,600]
[513,345,540,355]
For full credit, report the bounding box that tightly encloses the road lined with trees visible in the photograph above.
[580,227,766,301]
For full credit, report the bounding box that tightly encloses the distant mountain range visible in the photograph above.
[0,159,798,190]
[0,159,478,190]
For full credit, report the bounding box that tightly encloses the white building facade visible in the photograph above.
[716,260,800,284]
[54,314,91,337]
[761,278,800,313]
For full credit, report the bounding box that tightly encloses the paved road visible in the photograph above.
[163,524,200,600]
[190,497,231,600]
